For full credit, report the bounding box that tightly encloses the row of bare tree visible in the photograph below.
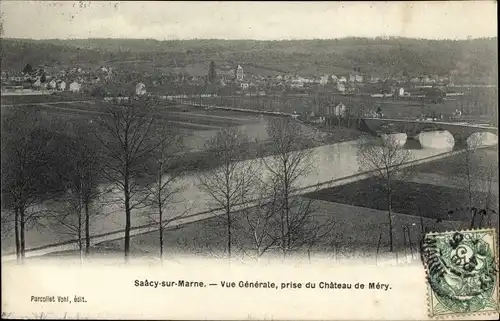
[197,117,337,261]
[1,98,185,262]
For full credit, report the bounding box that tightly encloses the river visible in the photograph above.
[1,139,454,255]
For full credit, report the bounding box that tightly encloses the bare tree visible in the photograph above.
[198,126,258,259]
[262,117,320,256]
[144,125,187,261]
[357,134,414,252]
[286,195,336,260]
[455,134,498,228]
[1,107,68,261]
[50,196,107,259]
[93,96,158,261]
[50,124,106,257]
[241,176,282,260]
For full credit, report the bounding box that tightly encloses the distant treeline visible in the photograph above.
[1,37,497,83]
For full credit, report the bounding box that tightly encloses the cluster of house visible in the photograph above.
[207,64,456,97]
[1,65,115,94]
[1,61,460,101]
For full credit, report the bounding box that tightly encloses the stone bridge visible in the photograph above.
[175,98,497,146]
[361,117,498,144]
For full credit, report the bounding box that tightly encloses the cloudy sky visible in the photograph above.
[1,1,497,40]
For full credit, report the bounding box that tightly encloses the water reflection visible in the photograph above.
[2,137,457,253]
[84,139,456,237]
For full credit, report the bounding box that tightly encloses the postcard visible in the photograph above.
[1,1,498,320]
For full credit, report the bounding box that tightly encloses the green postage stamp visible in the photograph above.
[421,229,500,318]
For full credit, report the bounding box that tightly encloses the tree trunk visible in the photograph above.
[124,173,131,261]
[388,192,394,253]
[226,207,232,259]
[20,208,25,259]
[465,154,476,229]
[14,207,20,260]
[469,208,477,229]
[78,204,83,253]
[283,167,291,250]
[85,201,90,255]
[280,209,286,257]
[159,208,163,261]
[78,213,83,261]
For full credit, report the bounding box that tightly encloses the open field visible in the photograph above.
[415,146,498,178]
[307,180,497,221]
[26,198,467,263]
[0,93,86,105]
[198,89,497,121]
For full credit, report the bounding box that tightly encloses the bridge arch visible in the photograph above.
[361,118,498,149]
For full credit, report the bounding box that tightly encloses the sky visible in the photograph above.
[0,1,497,40]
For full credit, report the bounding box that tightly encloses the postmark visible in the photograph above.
[421,229,499,318]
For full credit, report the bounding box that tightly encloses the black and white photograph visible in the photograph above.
[1,1,498,319]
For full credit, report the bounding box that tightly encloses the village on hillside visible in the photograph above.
[2,60,481,121]
[1,61,471,97]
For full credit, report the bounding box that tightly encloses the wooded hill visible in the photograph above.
[1,37,497,84]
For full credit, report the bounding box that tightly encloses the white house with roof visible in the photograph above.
[338,76,347,83]
[319,75,329,86]
[69,81,81,93]
[333,103,347,116]
[136,82,147,96]
[58,80,67,91]
[336,83,346,92]
[48,79,57,89]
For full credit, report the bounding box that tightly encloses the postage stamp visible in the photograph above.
[421,229,500,318]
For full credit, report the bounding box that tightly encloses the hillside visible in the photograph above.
[1,37,497,83]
